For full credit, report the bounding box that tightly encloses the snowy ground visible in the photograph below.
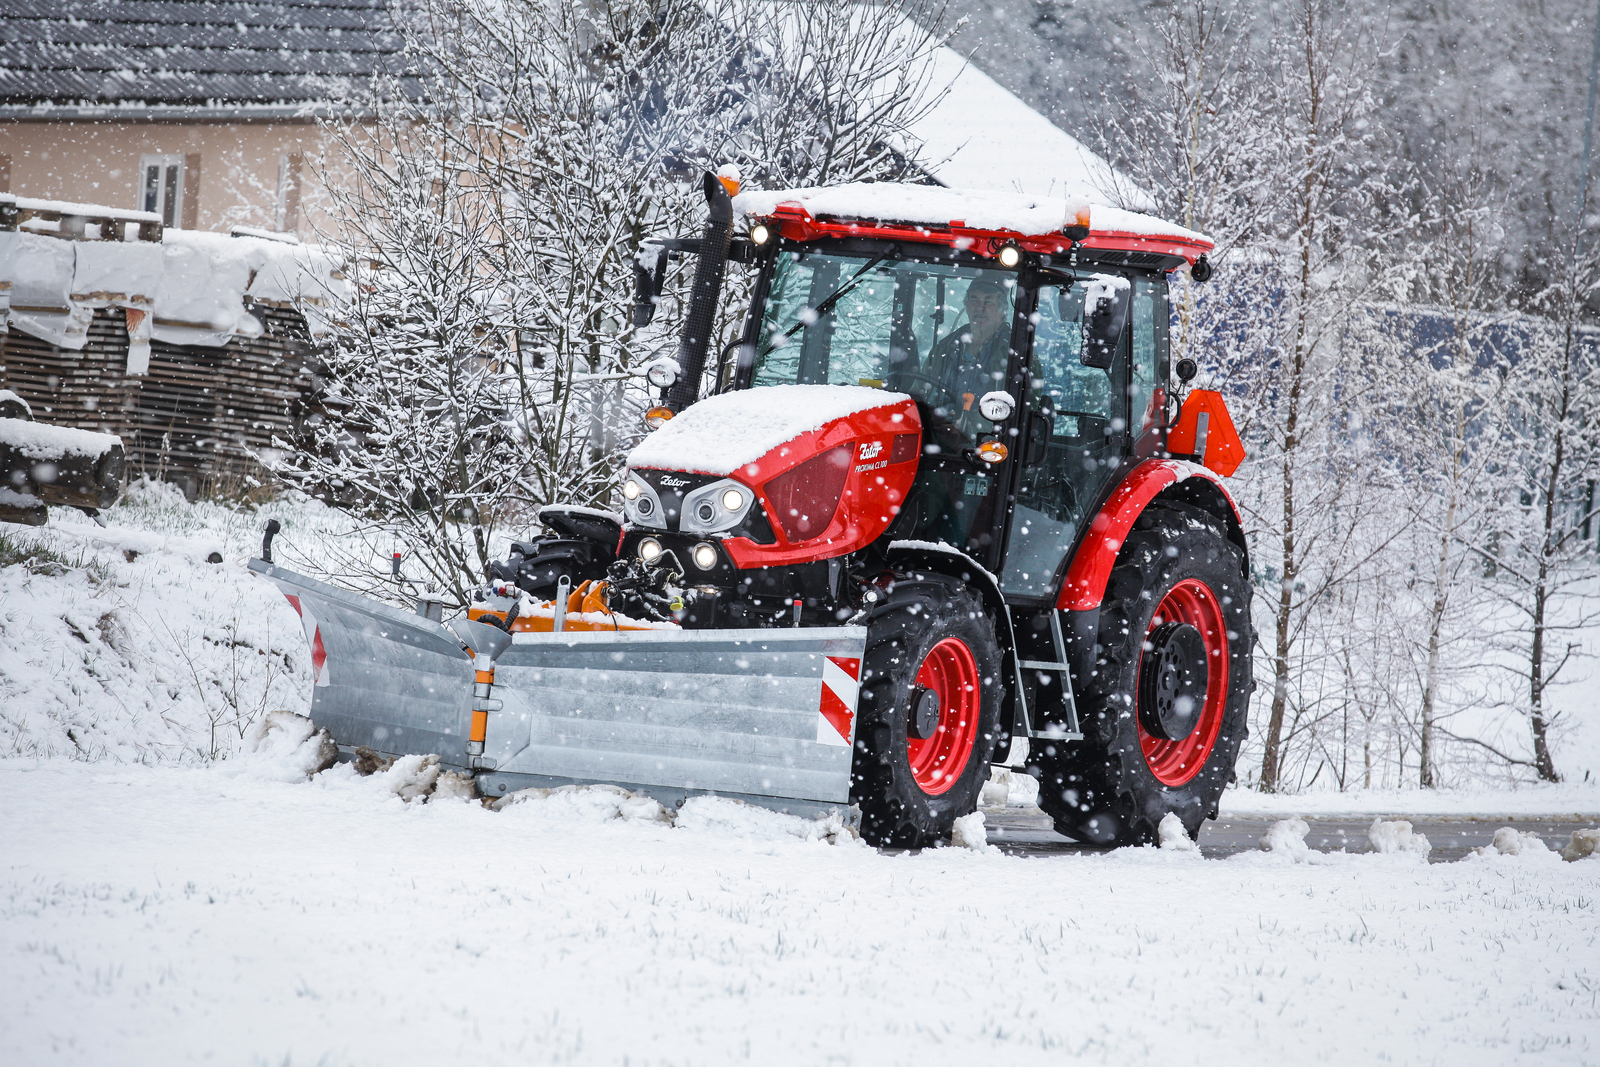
[4,492,1600,1063]
[3,757,1598,1066]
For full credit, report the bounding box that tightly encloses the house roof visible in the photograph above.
[908,43,1150,211]
[0,0,1141,207]
[0,0,418,116]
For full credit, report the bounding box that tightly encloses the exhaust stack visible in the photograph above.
[663,171,733,412]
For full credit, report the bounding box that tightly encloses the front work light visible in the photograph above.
[750,223,771,245]
[977,391,1015,423]
[639,538,663,563]
[997,242,1022,268]
[644,406,674,429]
[692,542,719,570]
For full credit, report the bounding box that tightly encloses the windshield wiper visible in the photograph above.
[778,251,892,342]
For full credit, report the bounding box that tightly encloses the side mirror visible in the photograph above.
[631,241,670,328]
[1080,275,1130,369]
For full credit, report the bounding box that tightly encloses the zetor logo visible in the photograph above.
[858,440,883,461]
[658,475,690,488]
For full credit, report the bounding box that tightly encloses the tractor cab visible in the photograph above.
[733,216,1174,599]
[619,179,1240,620]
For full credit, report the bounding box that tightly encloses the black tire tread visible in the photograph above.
[1029,505,1254,846]
[851,576,1003,848]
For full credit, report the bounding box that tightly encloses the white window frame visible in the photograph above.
[139,153,185,228]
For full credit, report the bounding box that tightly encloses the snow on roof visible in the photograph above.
[718,4,1143,208]
[626,384,911,477]
[912,43,1149,210]
[0,223,348,352]
[734,183,1209,247]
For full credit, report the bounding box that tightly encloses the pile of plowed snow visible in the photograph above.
[0,481,366,762]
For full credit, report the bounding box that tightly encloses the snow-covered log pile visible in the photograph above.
[0,194,347,374]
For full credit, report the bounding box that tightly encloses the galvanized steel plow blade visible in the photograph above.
[249,559,866,811]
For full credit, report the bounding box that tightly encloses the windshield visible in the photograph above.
[750,249,1019,442]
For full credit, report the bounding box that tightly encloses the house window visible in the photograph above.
[140,154,184,227]
[275,152,302,232]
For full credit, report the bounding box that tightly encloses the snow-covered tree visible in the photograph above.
[290,0,952,600]
[1481,242,1600,782]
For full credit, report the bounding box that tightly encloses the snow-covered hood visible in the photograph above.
[625,384,913,477]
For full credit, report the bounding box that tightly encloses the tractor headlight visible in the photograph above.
[997,241,1023,268]
[620,471,666,529]
[638,537,663,563]
[692,542,719,570]
[750,223,771,245]
[645,360,678,388]
[679,477,756,535]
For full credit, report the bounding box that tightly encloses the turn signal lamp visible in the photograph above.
[997,242,1022,268]
[644,405,674,429]
[749,223,771,245]
[977,440,1008,464]
[717,164,742,197]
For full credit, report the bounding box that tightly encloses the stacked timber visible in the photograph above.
[0,194,344,499]
[0,305,321,499]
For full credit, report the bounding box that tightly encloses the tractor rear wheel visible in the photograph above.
[1030,505,1252,846]
[852,578,1002,847]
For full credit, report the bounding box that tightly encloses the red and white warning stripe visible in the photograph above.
[816,655,859,746]
[284,594,330,687]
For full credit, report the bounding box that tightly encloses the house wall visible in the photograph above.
[0,120,340,239]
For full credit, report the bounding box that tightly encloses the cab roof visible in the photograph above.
[733,182,1213,270]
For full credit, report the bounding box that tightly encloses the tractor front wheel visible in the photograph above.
[1030,505,1253,846]
[852,578,1002,847]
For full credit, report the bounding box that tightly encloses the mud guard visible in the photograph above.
[250,560,866,812]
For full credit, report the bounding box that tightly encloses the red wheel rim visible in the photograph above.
[907,637,981,795]
[1137,579,1229,786]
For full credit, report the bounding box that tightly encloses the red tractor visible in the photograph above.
[491,174,1252,846]
[256,173,1251,849]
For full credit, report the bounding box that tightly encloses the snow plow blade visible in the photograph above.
[250,559,867,812]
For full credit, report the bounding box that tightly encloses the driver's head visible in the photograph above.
[963,278,1011,338]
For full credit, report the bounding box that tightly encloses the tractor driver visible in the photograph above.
[921,277,1014,429]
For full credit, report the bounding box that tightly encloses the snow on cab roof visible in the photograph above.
[733,183,1213,263]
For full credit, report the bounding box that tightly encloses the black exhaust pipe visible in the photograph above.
[663,171,734,412]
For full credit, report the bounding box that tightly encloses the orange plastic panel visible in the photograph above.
[465,581,661,633]
[1166,389,1245,478]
